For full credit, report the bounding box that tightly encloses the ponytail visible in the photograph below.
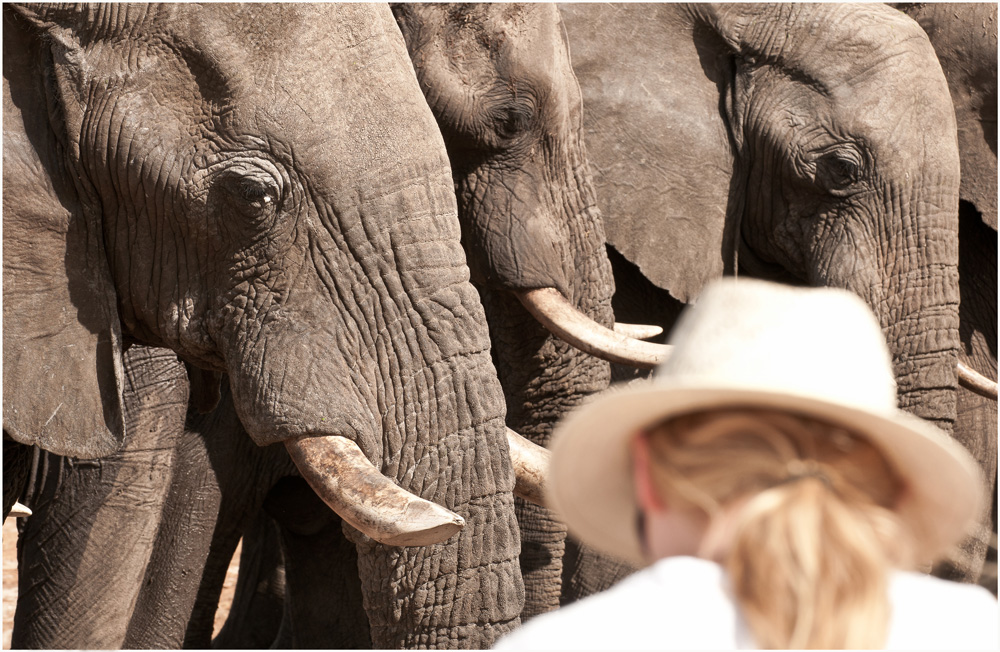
[646,410,914,649]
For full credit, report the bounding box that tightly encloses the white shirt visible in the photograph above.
[493,556,999,650]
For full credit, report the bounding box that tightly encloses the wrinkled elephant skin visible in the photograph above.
[393,3,627,619]
[560,3,988,583]
[5,4,522,648]
[895,2,998,588]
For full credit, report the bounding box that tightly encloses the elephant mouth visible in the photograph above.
[284,429,549,547]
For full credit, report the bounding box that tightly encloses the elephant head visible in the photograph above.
[392,3,665,617]
[3,4,524,645]
[894,2,998,585]
[563,3,969,426]
[560,2,998,581]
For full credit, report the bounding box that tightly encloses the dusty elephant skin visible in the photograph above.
[225,3,630,636]
[559,2,992,586]
[894,2,998,589]
[6,4,609,646]
[392,3,631,619]
[4,4,523,648]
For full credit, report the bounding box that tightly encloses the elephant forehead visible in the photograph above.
[418,4,570,98]
[163,5,452,192]
[825,69,959,174]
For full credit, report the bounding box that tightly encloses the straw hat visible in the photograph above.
[547,278,983,568]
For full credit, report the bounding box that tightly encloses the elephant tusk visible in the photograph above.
[958,362,998,401]
[613,322,664,340]
[506,428,550,507]
[514,287,672,369]
[9,502,32,518]
[284,435,464,547]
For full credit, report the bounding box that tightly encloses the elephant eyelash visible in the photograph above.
[210,161,287,217]
[812,146,868,195]
[482,83,539,140]
[237,178,279,208]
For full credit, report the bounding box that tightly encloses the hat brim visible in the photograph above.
[547,381,984,569]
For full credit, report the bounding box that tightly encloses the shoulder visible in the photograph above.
[493,557,748,650]
[886,571,998,650]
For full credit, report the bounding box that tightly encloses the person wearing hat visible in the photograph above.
[495,278,997,650]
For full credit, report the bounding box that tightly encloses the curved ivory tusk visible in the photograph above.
[958,362,998,401]
[614,322,664,340]
[515,288,672,369]
[285,435,464,547]
[9,502,31,518]
[506,428,550,507]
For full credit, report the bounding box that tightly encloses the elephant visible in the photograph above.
[557,1,996,589]
[216,5,654,640]
[10,3,656,646]
[892,2,998,591]
[4,3,538,648]
[391,2,663,620]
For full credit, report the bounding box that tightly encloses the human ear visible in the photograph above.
[630,433,668,513]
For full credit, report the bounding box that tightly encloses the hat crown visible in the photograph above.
[658,279,898,414]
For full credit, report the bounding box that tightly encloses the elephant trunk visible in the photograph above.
[880,201,962,434]
[478,156,622,616]
[810,179,962,435]
[886,283,961,434]
[215,156,524,645]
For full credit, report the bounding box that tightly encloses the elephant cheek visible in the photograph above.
[220,318,378,450]
[459,172,571,296]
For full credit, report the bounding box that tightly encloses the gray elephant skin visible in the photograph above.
[4,4,525,648]
[218,5,631,641]
[895,1,998,590]
[10,3,636,647]
[559,1,994,587]
[393,3,630,621]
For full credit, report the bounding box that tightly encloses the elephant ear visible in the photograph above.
[561,4,738,303]
[3,6,126,458]
[903,3,998,231]
[956,95,999,232]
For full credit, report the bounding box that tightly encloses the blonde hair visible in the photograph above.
[645,409,915,649]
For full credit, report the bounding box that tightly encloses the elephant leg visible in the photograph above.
[2,439,32,520]
[933,203,998,585]
[123,408,231,647]
[266,477,371,648]
[177,382,294,649]
[210,510,287,649]
[12,346,186,649]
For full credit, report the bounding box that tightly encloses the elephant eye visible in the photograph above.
[238,178,278,210]
[216,168,283,220]
[814,148,866,195]
[495,104,533,140]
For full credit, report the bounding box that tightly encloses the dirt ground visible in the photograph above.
[2,516,995,648]
[2,518,241,649]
